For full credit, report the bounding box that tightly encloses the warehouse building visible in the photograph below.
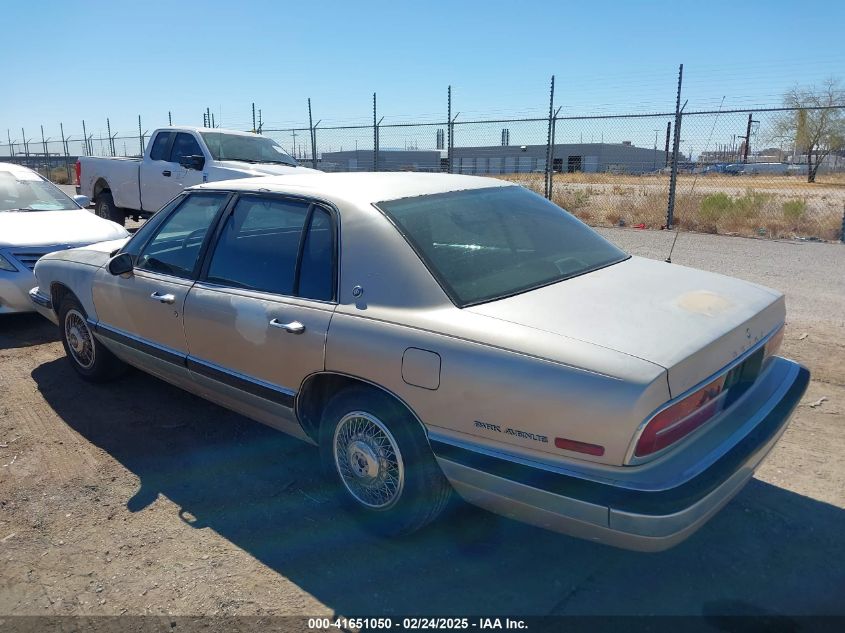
[320,142,663,175]
[451,142,663,175]
[320,149,443,172]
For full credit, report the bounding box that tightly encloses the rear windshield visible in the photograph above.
[377,186,628,307]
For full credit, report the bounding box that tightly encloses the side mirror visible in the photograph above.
[180,154,205,171]
[107,252,134,276]
[73,194,91,207]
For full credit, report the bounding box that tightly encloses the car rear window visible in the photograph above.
[377,185,628,307]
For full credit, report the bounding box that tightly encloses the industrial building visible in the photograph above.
[321,142,663,175]
[320,149,443,172]
[451,142,663,175]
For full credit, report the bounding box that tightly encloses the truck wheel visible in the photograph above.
[59,297,127,382]
[319,386,452,536]
[95,192,125,225]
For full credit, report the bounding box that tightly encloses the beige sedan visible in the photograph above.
[30,173,808,550]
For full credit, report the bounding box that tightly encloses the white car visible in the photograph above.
[0,162,129,314]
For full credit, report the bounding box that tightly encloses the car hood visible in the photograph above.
[214,161,320,177]
[0,209,128,248]
[466,256,784,396]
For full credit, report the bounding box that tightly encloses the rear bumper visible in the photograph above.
[432,357,809,551]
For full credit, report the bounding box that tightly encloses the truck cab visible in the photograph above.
[77,127,318,224]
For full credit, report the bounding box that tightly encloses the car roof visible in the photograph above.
[191,172,514,206]
[0,162,41,178]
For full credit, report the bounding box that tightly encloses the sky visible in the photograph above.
[2,0,844,153]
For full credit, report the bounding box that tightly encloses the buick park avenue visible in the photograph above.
[29,173,808,551]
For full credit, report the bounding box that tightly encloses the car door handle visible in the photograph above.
[162,170,171,177]
[150,292,176,304]
[269,319,305,334]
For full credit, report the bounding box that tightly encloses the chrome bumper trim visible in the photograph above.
[28,286,53,310]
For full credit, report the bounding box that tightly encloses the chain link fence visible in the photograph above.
[2,103,843,241]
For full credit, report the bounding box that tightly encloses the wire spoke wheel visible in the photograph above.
[64,308,95,369]
[333,411,405,510]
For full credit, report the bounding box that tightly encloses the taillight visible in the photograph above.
[634,374,728,458]
[74,160,81,185]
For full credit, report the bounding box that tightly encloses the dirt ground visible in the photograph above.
[0,230,843,618]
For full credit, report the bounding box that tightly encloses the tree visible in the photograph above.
[773,78,845,183]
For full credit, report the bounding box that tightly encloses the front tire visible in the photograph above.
[319,386,452,536]
[58,297,127,382]
[95,192,126,225]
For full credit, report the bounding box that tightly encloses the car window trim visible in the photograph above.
[197,191,339,303]
[134,190,234,282]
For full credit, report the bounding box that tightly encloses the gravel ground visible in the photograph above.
[0,225,843,618]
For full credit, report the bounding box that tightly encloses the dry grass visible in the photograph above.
[499,172,844,241]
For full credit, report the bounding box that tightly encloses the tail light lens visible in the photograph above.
[634,373,729,458]
[74,160,81,185]
[634,324,784,459]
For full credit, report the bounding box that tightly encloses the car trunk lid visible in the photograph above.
[466,256,784,397]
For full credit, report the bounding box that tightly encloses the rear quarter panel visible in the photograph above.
[324,310,670,467]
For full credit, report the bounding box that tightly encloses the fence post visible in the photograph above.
[373,93,378,172]
[168,111,172,126]
[138,115,144,156]
[446,85,452,174]
[82,121,88,155]
[6,130,13,163]
[22,128,29,159]
[40,126,48,175]
[666,63,684,229]
[841,203,845,244]
[60,122,70,182]
[308,98,318,169]
[106,118,115,156]
[544,75,555,199]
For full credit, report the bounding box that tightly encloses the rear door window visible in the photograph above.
[204,196,336,300]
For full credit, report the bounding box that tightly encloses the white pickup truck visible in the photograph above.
[76,126,318,224]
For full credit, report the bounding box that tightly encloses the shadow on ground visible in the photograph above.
[0,313,57,350]
[31,357,845,617]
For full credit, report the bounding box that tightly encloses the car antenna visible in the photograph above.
[666,96,725,264]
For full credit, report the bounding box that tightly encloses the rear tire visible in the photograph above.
[58,297,127,382]
[319,386,452,536]
[95,192,125,225]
